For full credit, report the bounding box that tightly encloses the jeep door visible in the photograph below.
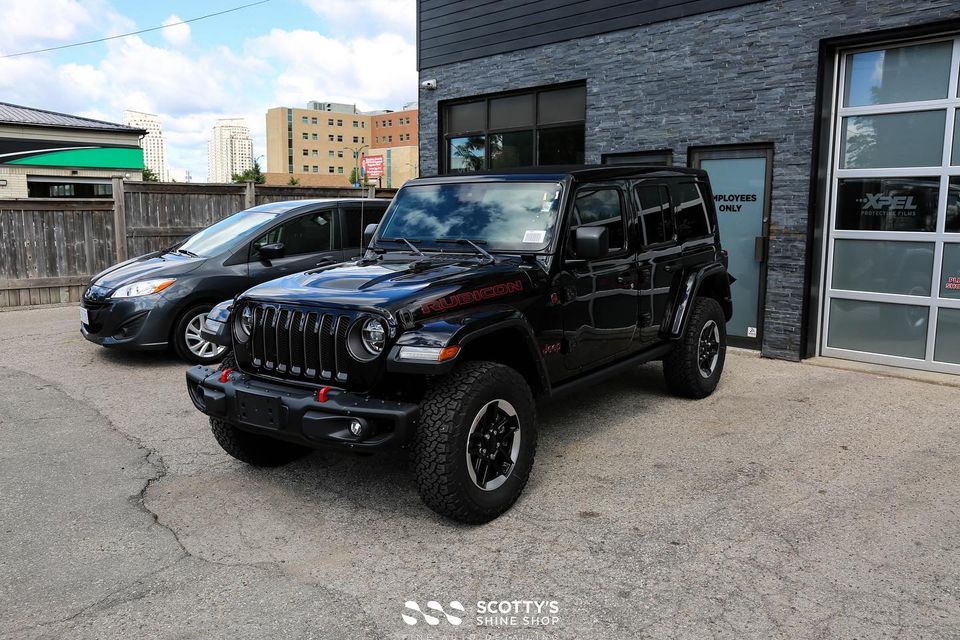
[561,182,639,370]
[247,207,343,282]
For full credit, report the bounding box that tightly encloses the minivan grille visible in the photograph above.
[243,303,352,383]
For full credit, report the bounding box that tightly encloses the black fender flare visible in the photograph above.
[385,306,550,393]
[661,263,733,340]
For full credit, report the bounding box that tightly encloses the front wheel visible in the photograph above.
[413,361,538,524]
[173,304,229,365]
[662,297,727,399]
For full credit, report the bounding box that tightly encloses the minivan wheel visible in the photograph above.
[663,297,726,399]
[413,361,538,524]
[173,304,229,364]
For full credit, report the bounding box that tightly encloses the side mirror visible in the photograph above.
[574,226,609,260]
[256,242,285,260]
[362,223,379,248]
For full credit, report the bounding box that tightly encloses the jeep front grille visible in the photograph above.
[245,304,353,383]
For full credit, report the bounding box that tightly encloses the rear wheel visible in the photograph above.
[413,361,537,523]
[173,304,229,365]
[663,297,726,399]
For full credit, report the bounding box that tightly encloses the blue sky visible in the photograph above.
[0,0,417,180]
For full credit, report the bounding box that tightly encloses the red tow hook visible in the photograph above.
[219,368,233,384]
[317,386,331,403]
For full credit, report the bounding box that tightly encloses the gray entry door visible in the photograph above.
[691,146,773,348]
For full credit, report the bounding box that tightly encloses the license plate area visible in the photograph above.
[79,306,89,325]
[235,390,283,429]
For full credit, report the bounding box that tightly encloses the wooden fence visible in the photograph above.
[0,180,396,308]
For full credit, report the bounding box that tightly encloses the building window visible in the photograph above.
[302,149,308,156]
[328,118,334,125]
[311,117,318,124]
[388,135,393,143]
[441,83,585,173]
[328,150,334,157]
[312,133,318,140]
[337,151,344,158]
[353,136,359,143]
[337,135,343,142]
[312,166,318,173]
[312,149,318,156]
[337,119,343,126]
[328,135,334,142]
[328,166,335,173]
[301,116,308,124]
[602,149,673,166]
[303,164,309,171]
[338,167,344,174]
[301,133,308,140]
[353,121,358,127]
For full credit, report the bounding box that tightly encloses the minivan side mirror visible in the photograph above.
[362,223,379,248]
[574,226,609,260]
[257,242,285,260]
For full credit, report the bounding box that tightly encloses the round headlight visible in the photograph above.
[234,305,253,343]
[361,317,386,355]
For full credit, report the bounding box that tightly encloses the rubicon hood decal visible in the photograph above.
[420,279,524,314]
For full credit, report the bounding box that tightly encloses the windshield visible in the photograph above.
[376,181,563,252]
[177,209,278,257]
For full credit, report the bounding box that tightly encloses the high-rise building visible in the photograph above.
[264,101,418,188]
[207,118,253,182]
[123,110,168,181]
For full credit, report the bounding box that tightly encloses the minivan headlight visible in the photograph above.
[111,278,176,298]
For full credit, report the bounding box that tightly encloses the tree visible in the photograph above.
[288,176,300,186]
[232,159,265,184]
[349,167,360,185]
[141,167,159,182]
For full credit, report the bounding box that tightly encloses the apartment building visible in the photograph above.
[207,118,253,183]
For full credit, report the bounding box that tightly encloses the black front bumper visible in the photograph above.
[186,366,419,451]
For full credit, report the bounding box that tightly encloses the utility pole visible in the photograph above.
[342,144,369,187]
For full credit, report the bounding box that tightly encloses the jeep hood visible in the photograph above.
[238,256,538,314]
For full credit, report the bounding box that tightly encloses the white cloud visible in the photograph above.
[0,0,94,52]
[249,29,417,111]
[161,15,191,48]
[303,0,415,40]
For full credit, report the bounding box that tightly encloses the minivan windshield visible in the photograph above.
[376,181,563,252]
[177,209,278,257]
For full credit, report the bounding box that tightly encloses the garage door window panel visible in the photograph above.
[827,299,928,360]
[835,178,939,232]
[839,111,946,169]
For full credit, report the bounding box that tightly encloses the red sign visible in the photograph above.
[361,155,384,178]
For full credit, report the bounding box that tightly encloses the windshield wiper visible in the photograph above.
[435,238,496,264]
[379,237,424,256]
[174,248,200,258]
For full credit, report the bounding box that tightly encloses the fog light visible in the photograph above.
[349,419,364,437]
[398,345,460,362]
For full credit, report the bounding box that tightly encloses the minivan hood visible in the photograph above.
[90,251,206,292]
[239,256,540,316]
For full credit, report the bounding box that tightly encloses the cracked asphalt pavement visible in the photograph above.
[0,305,958,639]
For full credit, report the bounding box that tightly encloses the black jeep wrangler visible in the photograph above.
[187,166,733,523]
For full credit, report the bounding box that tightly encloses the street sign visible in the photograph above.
[362,155,384,178]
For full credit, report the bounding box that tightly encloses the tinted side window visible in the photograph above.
[672,181,711,242]
[570,187,626,253]
[635,183,675,246]
[254,210,335,256]
[341,206,386,248]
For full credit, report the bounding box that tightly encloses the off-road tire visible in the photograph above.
[663,297,726,399]
[209,355,310,467]
[172,303,228,365]
[413,361,537,524]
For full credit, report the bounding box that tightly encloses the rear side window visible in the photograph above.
[635,183,675,246]
[570,187,626,253]
[341,206,386,248]
[672,181,711,242]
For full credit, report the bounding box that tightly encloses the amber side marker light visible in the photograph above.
[398,345,460,362]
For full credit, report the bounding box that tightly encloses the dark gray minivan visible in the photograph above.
[80,198,389,364]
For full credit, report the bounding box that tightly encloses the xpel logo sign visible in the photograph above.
[402,601,465,626]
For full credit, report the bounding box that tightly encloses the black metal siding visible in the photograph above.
[418,0,767,69]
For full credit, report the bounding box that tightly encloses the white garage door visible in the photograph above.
[822,36,960,374]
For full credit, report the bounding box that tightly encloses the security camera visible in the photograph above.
[420,79,437,90]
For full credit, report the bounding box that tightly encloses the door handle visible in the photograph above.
[616,274,635,288]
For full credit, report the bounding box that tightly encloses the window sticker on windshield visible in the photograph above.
[523,229,546,243]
